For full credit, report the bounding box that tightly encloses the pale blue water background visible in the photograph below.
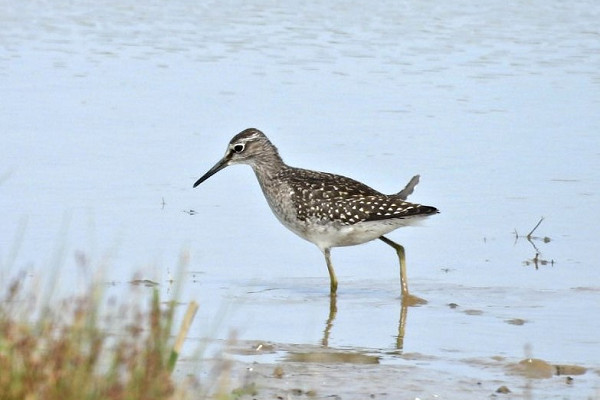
[1,1,599,398]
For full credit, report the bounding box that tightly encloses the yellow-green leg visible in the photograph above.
[379,235,427,305]
[322,248,338,294]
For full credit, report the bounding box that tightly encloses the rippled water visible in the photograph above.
[1,0,599,398]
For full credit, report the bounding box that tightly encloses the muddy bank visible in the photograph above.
[177,340,597,400]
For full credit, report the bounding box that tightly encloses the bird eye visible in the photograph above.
[233,144,245,153]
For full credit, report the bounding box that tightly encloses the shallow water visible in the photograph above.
[1,0,599,398]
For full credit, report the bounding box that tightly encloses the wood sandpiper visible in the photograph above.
[193,128,438,301]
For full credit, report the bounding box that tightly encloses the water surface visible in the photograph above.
[1,1,599,398]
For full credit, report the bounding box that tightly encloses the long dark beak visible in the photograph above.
[193,155,230,188]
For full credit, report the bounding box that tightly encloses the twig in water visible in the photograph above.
[514,217,554,268]
[514,217,550,243]
[527,217,544,239]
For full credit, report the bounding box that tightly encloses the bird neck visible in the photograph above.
[250,144,286,182]
[252,157,284,181]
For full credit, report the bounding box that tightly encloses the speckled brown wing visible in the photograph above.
[281,168,437,224]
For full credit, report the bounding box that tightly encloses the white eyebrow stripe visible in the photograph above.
[244,131,262,141]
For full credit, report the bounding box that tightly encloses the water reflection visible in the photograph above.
[396,302,408,350]
[513,217,554,269]
[321,285,424,351]
[321,293,337,347]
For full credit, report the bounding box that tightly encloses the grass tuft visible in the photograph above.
[0,276,194,400]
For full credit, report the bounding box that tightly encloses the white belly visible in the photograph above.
[278,214,430,251]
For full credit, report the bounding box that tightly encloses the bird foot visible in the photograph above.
[402,293,428,306]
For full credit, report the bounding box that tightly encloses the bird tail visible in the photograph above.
[396,175,420,200]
